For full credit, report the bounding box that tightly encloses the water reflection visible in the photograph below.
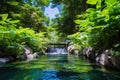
[0,54,120,80]
[38,70,60,80]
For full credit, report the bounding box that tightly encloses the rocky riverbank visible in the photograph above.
[67,45,120,70]
[0,46,41,64]
[80,48,120,70]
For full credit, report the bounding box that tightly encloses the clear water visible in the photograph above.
[0,54,120,80]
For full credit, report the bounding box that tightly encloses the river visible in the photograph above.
[0,54,120,80]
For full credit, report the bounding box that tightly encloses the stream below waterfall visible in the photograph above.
[0,54,120,80]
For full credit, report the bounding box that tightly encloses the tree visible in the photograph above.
[0,0,49,32]
[50,0,88,35]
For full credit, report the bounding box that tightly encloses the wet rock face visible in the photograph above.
[97,49,111,66]
[67,45,76,54]
[24,46,33,55]
[99,53,106,65]
[82,47,95,59]
[81,48,115,68]
[81,48,111,66]
[82,48,120,70]
[18,46,39,61]
[26,52,39,60]
[67,45,80,55]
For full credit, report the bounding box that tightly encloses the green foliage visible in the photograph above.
[68,32,89,49]
[0,14,20,27]
[68,0,120,55]
[87,0,98,5]
[0,26,47,57]
[24,0,50,6]
[111,50,120,56]
[8,3,47,32]
[51,0,88,35]
[0,0,48,32]
[6,1,19,6]
[0,14,48,57]
[0,0,52,58]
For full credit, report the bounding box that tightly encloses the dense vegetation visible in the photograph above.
[50,0,120,56]
[68,0,120,55]
[1,0,120,59]
[0,0,51,58]
[51,0,88,36]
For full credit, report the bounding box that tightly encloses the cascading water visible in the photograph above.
[46,47,67,54]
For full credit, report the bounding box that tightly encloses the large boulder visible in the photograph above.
[82,47,94,58]
[19,46,39,61]
[97,49,111,66]
[23,46,33,55]
[99,53,106,65]
[26,52,39,61]
[27,54,34,60]
[67,45,76,54]
[18,46,32,60]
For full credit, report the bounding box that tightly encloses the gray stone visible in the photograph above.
[0,58,9,63]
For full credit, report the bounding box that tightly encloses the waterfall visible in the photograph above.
[46,47,67,54]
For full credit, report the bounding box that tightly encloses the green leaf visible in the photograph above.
[9,20,20,24]
[86,8,96,13]
[74,20,81,24]
[114,44,120,48]
[87,26,104,31]
[87,0,98,5]
[0,21,7,25]
[0,14,8,21]
[75,20,94,27]
[7,1,19,6]
[102,9,109,15]
[105,0,117,6]
[21,42,26,45]
[96,0,102,9]
[41,0,50,5]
